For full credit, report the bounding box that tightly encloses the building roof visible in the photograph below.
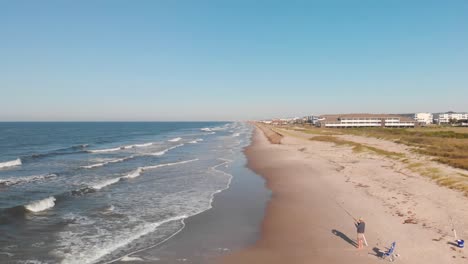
[320,113,415,122]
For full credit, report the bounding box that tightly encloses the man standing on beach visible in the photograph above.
[355,217,366,249]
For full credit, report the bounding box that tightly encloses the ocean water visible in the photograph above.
[0,122,252,264]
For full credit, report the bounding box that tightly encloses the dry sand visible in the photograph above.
[219,125,467,264]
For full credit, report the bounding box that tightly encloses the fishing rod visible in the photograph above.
[450,216,458,240]
[335,199,368,246]
[335,200,357,221]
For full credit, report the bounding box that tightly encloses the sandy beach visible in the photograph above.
[220,125,467,264]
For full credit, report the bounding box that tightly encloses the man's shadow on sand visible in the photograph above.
[332,229,357,248]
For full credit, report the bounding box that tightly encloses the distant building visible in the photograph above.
[303,115,320,125]
[270,118,294,125]
[317,114,416,128]
[434,112,468,124]
[291,117,302,124]
[414,112,433,125]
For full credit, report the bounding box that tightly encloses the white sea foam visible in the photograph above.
[24,196,56,212]
[0,251,14,257]
[81,157,132,169]
[63,213,96,226]
[211,125,228,131]
[142,159,198,170]
[18,260,46,264]
[92,177,122,190]
[120,256,144,262]
[88,147,122,153]
[151,144,184,156]
[0,158,22,169]
[87,159,199,192]
[200,128,212,132]
[168,137,182,142]
[88,142,153,153]
[188,138,203,144]
[61,215,188,264]
[123,159,198,180]
[232,133,240,137]
[0,173,56,186]
[131,143,153,148]
[104,158,230,264]
[206,158,235,210]
[123,167,144,179]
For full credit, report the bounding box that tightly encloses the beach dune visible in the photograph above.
[219,125,467,264]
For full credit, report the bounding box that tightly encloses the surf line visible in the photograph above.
[91,159,199,190]
[209,158,234,202]
[103,158,233,264]
[104,219,187,264]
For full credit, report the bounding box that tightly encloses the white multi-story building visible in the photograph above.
[303,115,320,125]
[414,112,433,125]
[435,112,468,124]
[317,114,416,128]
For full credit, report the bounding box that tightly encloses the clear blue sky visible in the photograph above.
[1,1,467,121]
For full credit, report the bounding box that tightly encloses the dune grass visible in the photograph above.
[281,125,468,195]
[404,163,468,196]
[285,126,468,170]
[309,135,405,159]
[319,127,468,170]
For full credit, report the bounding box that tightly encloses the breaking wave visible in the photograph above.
[168,137,182,142]
[81,156,133,169]
[104,159,233,264]
[200,125,227,132]
[61,215,188,264]
[188,139,203,144]
[131,143,153,148]
[87,147,122,153]
[88,159,199,189]
[92,178,122,190]
[123,167,144,179]
[120,256,144,262]
[0,173,57,187]
[24,196,56,212]
[88,142,153,153]
[0,158,22,169]
[151,144,184,156]
[124,159,199,179]
[142,159,199,170]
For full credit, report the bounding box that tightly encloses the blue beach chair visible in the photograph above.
[382,242,396,261]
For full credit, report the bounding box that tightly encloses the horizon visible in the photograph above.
[2,1,467,121]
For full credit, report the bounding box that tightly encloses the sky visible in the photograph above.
[1,0,467,121]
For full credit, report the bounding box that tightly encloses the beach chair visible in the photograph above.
[381,242,396,261]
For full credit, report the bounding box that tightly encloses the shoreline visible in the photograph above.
[113,125,271,263]
[219,125,467,264]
